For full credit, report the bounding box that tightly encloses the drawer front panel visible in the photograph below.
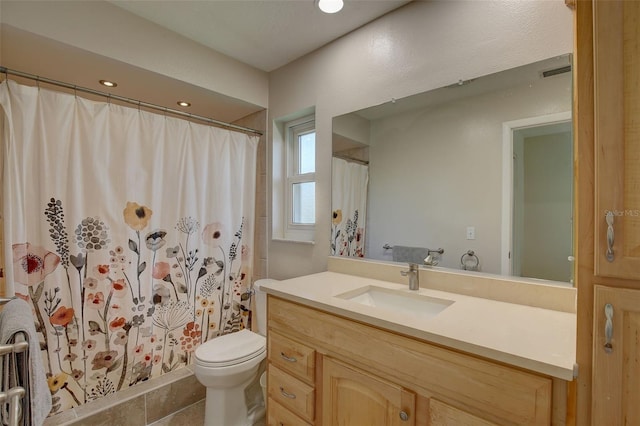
[269,331,315,384]
[268,364,315,422]
[267,397,313,426]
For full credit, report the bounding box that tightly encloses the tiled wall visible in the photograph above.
[43,367,205,426]
[233,110,268,283]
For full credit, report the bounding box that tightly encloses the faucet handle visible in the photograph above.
[400,263,419,276]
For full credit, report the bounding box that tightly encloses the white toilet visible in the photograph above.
[194,279,274,426]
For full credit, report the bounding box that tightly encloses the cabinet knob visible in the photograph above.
[399,411,409,421]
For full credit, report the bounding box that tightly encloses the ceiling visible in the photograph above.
[1,24,266,126]
[1,0,411,129]
[108,0,412,72]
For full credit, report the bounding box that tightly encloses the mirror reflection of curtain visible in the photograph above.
[331,157,368,257]
[0,80,257,414]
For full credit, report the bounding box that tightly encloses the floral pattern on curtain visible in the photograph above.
[330,157,368,257]
[0,80,258,415]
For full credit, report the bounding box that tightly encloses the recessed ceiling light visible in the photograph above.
[99,80,117,88]
[317,0,343,14]
[177,101,191,107]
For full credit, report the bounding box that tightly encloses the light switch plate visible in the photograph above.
[466,226,475,240]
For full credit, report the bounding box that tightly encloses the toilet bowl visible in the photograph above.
[193,279,276,426]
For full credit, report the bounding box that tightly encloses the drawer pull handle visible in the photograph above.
[280,352,297,363]
[604,303,614,353]
[399,411,409,421]
[279,387,296,399]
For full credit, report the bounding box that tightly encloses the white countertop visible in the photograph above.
[261,271,577,381]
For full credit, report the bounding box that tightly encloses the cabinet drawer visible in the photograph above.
[267,397,313,426]
[269,331,315,384]
[268,364,315,422]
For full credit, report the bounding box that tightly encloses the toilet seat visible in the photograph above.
[195,329,266,368]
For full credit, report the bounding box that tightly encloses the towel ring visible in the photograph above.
[460,250,480,271]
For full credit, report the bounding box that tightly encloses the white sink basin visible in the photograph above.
[335,285,454,320]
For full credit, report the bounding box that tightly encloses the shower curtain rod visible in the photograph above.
[333,154,369,165]
[0,66,263,136]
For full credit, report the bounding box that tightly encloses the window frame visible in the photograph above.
[284,115,316,240]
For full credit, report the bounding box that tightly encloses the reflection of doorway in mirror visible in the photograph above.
[501,113,573,283]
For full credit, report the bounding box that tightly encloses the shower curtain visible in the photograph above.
[331,157,368,257]
[0,80,257,415]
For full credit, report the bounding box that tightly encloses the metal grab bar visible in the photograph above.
[383,244,444,255]
[0,341,28,357]
[0,387,25,426]
[0,310,29,426]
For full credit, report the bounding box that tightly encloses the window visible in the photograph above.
[285,115,316,239]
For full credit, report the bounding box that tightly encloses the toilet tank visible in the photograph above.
[253,279,276,336]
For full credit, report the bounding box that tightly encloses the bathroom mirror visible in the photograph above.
[331,55,573,285]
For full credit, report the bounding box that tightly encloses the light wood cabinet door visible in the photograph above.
[322,357,416,426]
[592,285,640,424]
[594,0,640,279]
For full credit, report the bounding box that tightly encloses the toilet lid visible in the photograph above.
[195,329,266,367]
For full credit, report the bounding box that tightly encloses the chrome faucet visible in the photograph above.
[401,263,420,291]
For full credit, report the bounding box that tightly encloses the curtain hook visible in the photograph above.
[138,100,141,112]
[36,76,41,91]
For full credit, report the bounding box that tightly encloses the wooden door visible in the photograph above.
[593,285,640,424]
[322,357,416,426]
[594,0,640,279]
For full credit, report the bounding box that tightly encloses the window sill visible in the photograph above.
[272,238,315,246]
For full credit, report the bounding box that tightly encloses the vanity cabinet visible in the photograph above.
[593,0,640,280]
[266,295,562,425]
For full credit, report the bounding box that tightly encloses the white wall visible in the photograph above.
[268,0,573,279]
[0,0,268,108]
